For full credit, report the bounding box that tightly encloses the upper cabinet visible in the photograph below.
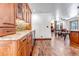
[26,4,32,23]
[16,3,32,23]
[16,3,32,30]
[0,3,32,36]
[16,3,23,20]
[0,4,16,36]
[0,4,16,28]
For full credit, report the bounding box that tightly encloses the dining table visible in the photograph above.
[61,31,70,40]
[55,30,70,40]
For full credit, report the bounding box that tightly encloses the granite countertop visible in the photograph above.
[71,30,79,32]
[70,29,79,31]
[0,30,33,40]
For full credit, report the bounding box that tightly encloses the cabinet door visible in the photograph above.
[0,41,12,56]
[0,4,9,27]
[29,33,32,54]
[22,39,27,56]
[17,3,23,19]
[26,4,32,23]
[27,11,29,23]
[0,4,16,27]
[16,40,23,56]
[26,33,32,56]
[0,45,11,56]
[70,32,79,44]
[29,11,32,23]
[16,34,32,56]
[9,4,16,26]
[18,36,27,56]
[23,40,27,56]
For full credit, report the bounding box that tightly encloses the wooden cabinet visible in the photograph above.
[0,3,32,36]
[0,32,33,56]
[16,3,32,30]
[16,3,32,23]
[0,28,16,36]
[0,41,12,56]
[0,40,18,56]
[0,45,11,56]
[18,32,32,56]
[0,4,16,27]
[22,4,27,21]
[26,32,32,56]
[16,3,23,19]
[18,36,27,56]
[70,31,79,47]
[0,4,16,36]
[26,4,32,23]
[17,32,33,56]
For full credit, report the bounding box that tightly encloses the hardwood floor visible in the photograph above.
[32,33,79,56]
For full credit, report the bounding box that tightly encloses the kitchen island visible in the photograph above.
[70,31,79,48]
[0,30,35,56]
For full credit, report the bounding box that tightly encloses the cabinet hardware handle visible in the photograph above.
[6,31,11,32]
[3,23,15,25]
[23,39,26,42]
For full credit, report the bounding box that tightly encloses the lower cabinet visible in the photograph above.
[0,32,33,56]
[17,32,33,56]
[0,41,12,56]
[26,33,32,56]
[70,31,79,47]
[0,40,18,56]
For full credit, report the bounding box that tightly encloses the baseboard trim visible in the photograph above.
[35,38,51,40]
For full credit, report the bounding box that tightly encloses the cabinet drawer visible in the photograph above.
[0,28,16,36]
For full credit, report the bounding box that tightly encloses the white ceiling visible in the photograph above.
[29,3,79,19]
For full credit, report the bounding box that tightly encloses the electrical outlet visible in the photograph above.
[46,26,49,28]
[41,35,43,38]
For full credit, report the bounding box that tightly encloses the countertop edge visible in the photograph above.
[0,30,34,40]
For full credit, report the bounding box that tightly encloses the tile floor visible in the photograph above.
[32,33,79,56]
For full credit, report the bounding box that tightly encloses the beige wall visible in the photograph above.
[32,13,51,38]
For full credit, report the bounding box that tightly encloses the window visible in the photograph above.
[70,20,78,30]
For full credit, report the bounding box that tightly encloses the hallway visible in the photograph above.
[32,33,79,56]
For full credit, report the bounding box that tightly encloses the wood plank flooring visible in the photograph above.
[32,33,79,56]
